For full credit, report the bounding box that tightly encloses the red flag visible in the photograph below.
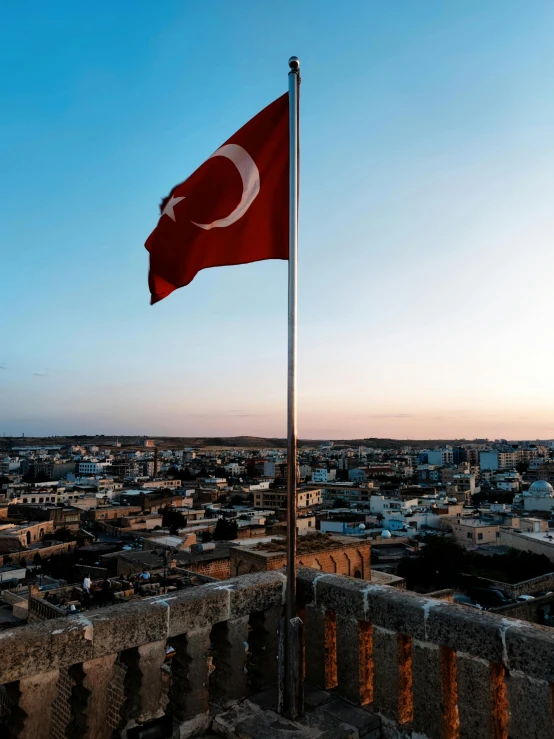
[145,94,289,304]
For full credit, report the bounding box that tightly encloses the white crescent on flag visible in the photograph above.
[191,144,261,230]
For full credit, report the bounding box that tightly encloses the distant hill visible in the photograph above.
[0,434,476,451]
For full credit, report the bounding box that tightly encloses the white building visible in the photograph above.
[516,480,554,513]
[312,468,336,483]
[77,461,110,475]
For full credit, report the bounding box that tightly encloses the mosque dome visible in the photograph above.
[527,480,554,498]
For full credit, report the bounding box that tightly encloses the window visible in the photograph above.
[477,533,483,540]
[467,533,472,539]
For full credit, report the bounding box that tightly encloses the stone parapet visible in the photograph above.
[297,568,554,739]
[1,567,554,738]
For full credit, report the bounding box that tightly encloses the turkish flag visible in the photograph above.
[145,94,289,304]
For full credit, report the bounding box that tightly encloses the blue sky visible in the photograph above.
[2,1,554,439]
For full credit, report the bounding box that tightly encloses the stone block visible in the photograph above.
[426,604,504,664]
[371,627,412,725]
[314,575,368,621]
[336,615,372,705]
[304,604,336,690]
[50,615,94,670]
[210,616,250,701]
[319,698,381,738]
[167,584,230,637]
[89,599,169,657]
[411,641,441,739]
[506,671,554,739]
[226,571,286,619]
[235,709,313,738]
[0,621,55,684]
[456,653,493,739]
[504,621,554,682]
[6,669,60,739]
[212,700,263,739]
[303,682,331,711]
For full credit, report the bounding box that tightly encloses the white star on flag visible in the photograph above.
[162,195,185,222]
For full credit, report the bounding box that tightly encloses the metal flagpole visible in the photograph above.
[284,54,302,719]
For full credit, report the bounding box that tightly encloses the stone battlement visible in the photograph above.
[0,569,552,738]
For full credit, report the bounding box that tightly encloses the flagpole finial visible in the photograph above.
[288,56,300,72]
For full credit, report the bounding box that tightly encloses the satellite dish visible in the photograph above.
[358,523,366,530]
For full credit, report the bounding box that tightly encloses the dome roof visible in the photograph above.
[381,529,392,539]
[528,480,554,498]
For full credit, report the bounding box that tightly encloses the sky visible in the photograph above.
[2,1,554,440]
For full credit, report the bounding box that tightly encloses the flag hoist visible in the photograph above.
[144,57,303,718]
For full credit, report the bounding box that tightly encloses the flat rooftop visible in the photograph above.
[253,532,366,555]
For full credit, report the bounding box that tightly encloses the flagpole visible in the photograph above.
[285,54,302,718]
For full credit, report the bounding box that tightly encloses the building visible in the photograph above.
[230,533,371,580]
[77,461,111,475]
[517,479,554,513]
[479,450,518,471]
[253,488,322,510]
[348,468,367,483]
[0,521,55,552]
[449,518,500,548]
[426,449,454,466]
[311,468,336,483]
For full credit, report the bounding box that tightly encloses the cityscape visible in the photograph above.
[3,1,554,738]
[0,434,554,735]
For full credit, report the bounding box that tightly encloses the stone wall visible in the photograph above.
[470,571,554,599]
[0,571,285,739]
[231,539,371,580]
[1,569,554,739]
[0,541,76,566]
[297,568,554,739]
[498,527,554,561]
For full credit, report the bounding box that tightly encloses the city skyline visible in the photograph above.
[3,1,554,439]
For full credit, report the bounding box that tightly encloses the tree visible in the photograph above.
[161,506,186,536]
[213,518,238,541]
[516,461,529,475]
[231,494,244,506]
[48,527,73,542]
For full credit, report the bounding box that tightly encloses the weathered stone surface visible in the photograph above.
[50,616,94,670]
[456,653,493,739]
[426,604,505,664]
[304,604,337,690]
[80,654,118,739]
[411,641,441,739]
[235,709,313,738]
[118,639,167,728]
[506,670,554,739]
[504,620,554,682]
[168,627,211,723]
[5,669,60,739]
[303,682,331,711]
[227,571,286,619]
[372,627,413,725]
[210,616,250,701]
[0,620,56,684]
[167,585,230,637]
[89,599,169,657]
[336,615,372,705]
[247,605,281,691]
[212,700,263,739]
[319,699,381,737]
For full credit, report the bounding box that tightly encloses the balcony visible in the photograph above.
[0,569,552,738]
